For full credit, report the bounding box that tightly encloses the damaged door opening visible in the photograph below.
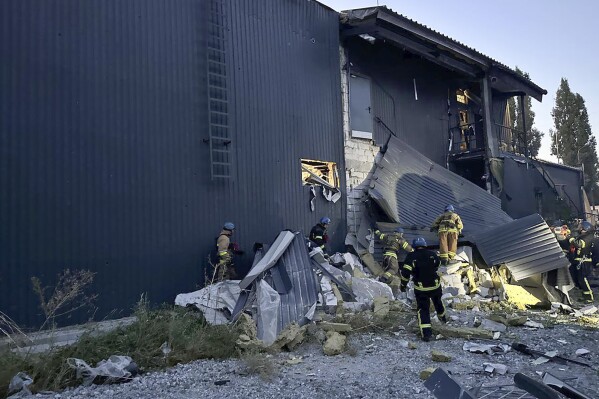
[301,159,339,189]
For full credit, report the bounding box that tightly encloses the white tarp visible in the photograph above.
[175,281,241,325]
[256,280,281,345]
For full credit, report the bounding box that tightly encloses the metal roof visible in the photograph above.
[341,6,547,100]
[473,214,569,281]
[368,135,512,237]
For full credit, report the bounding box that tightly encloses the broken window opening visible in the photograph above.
[456,89,468,105]
[301,159,339,189]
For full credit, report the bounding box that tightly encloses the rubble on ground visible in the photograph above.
[165,228,598,398]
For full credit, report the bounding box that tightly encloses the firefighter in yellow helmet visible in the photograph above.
[431,204,463,265]
[400,237,447,341]
[374,227,413,283]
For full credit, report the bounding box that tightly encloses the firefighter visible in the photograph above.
[310,217,330,252]
[214,222,239,282]
[569,221,595,303]
[400,237,447,342]
[431,204,463,265]
[374,227,413,283]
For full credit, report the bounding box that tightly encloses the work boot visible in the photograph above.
[422,335,432,342]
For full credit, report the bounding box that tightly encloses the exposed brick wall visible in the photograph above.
[340,45,380,238]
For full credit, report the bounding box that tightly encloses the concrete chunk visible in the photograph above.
[373,296,390,318]
[431,350,452,362]
[419,367,437,380]
[323,331,346,356]
[580,305,598,315]
[480,319,507,332]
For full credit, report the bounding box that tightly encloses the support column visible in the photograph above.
[481,76,498,194]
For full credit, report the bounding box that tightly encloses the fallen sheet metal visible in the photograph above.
[423,368,476,399]
[237,232,320,340]
[256,280,280,345]
[240,231,295,289]
[474,214,570,280]
[368,135,512,236]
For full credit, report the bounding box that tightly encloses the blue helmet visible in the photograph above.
[223,222,235,230]
[412,237,427,247]
[580,221,592,232]
[320,217,331,225]
[395,227,404,234]
[445,204,455,212]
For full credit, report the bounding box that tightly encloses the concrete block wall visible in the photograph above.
[340,46,380,238]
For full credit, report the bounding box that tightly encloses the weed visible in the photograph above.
[31,269,97,330]
[0,300,239,395]
[240,351,277,381]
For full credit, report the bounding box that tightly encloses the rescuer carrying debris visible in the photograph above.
[400,237,447,342]
[569,221,595,303]
[214,222,243,282]
[374,227,413,284]
[310,217,330,253]
[431,204,463,265]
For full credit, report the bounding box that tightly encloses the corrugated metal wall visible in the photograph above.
[0,0,345,327]
[346,38,455,165]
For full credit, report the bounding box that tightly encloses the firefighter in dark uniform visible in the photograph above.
[374,227,413,283]
[400,237,447,342]
[569,221,595,303]
[214,222,240,282]
[310,217,330,252]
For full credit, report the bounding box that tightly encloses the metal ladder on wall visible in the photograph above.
[206,0,231,179]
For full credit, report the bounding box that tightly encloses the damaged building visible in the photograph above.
[0,0,582,327]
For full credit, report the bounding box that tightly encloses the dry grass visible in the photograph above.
[0,300,239,395]
[31,269,97,330]
[239,351,277,381]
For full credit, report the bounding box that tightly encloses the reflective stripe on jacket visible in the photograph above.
[431,211,463,234]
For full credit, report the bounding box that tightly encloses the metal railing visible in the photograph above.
[494,123,528,156]
[448,122,485,154]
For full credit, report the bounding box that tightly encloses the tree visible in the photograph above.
[551,78,599,203]
[508,67,544,157]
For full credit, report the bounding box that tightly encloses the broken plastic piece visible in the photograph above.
[7,372,33,398]
[67,356,138,386]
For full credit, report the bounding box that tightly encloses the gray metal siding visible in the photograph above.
[0,0,345,327]
[474,214,569,280]
[346,39,453,165]
[369,136,512,236]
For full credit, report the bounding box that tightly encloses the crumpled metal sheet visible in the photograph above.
[240,231,295,289]
[473,214,569,280]
[368,135,512,237]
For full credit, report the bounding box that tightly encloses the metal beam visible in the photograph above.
[377,11,489,67]
[481,76,499,159]
[375,28,481,78]
[489,66,546,102]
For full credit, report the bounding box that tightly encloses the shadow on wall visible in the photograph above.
[394,173,457,228]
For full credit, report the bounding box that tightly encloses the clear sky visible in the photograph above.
[320,0,598,163]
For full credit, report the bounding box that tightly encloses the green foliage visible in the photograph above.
[551,78,599,201]
[1,303,239,396]
[509,67,544,157]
